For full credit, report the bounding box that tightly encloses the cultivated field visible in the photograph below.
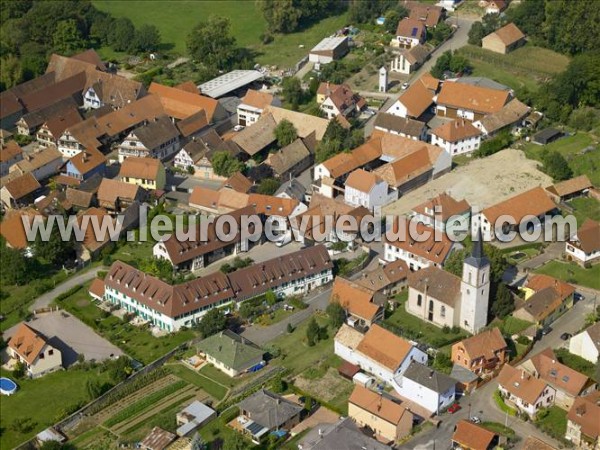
[383,149,553,217]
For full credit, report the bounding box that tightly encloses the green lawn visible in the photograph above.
[167,364,228,400]
[494,316,533,335]
[93,1,349,67]
[522,132,600,186]
[535,406,568,441]
[384,295,469,348]
[569,197,600,226]
[535,260,600,290]
[198,364,240,389]
[0,368,110,449]
[110,240,155,265]
[458,44,570,92]
[56,282,197,364]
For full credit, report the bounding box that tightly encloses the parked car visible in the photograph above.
[560,332,572,341]
[542,327,552,336]
[401,82,410,90]
[448,403,461,414]
[574,292,585,301]
[470,416,481,424]
[233,125,245,131]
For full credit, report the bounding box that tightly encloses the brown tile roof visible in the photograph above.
[321,138,382,178]
[567,391,600,440]
[432,119,482,142]
[78,207,115,251]
[545,175,593,199]
[266,138,311,176]
[317,82,340,96]
[222,172,253,193]
[412,193,471,222]
[530,348,590,397]
[20,72,86,113]
[355,259,409,292]
[477,98,530,134]
[84,72,143,109]
[349,385,410,425]
[407,2,443,27]
[408,265,462,306]
[331,277,381,322]
[374,113,426,137]
[241,89,274,110]
[357,324,414,371]
[420,73,440,91]
[490,23,526,46]
[456,327,507,361]
[265,106,330,141]
[0,141,23,163]
[522,437,557,450]
[140,427,177,450]
[395,75,436,117]
[215,189,250,211]
[8,323,52,365]
[18,97,78,131]
[119,157,163,181]
[375,147,432,187]
[40,107,83,140]
[452,420,497,450]
[396,18,426,38]
[3,172,41,199]
[326,84,363,113]
[67,148,106,176]
[497,364,549,405]
[518,287,568,322]
[189,186,221,211]
[148,82,220,121]
[526,274,575,300]
[481,187,556,224]
[65,187,94,208]
[373,129,443,162]
[176,109,209,137]
[0,90,23,120]
[129,115,180,150]
[71,49,106,71]
[231,113,277,156]
[570,218,600,254]
[0,208,41,248]
[402,44,430,65]
[248,193,299,216]
[12,145,63,174]
[63,117,104,150]
[97,178,141,206]
[97,95,166,137]
[582,322,600,352]
[345,169,383,193]
[174,81,200,94]
[436,81,511,115]
[89,278,105,298]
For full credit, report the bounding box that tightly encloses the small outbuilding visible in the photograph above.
[532,128,563,145]
[482,23,526,54]
[309,36,349,64]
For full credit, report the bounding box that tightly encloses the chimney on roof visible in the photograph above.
[521,370,525,380]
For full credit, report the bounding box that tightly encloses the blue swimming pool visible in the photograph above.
[0,377,18,395]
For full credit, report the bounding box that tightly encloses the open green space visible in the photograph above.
[494,316,533,336]
[0,368,111,449]
[56,282,196,363]
[535,406,568,441]
[568,197,600,226]
[534,260,600,290]
[110,240,155,265]
[199,364,239,389]
[384,294,469,348]
[167,364,228,400]
[458,45,570,92]
[522,132,600,186]
[93,0,349,67]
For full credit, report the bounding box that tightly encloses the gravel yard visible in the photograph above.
[383,149,553,217]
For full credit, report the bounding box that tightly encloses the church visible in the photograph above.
[405,230,490,334]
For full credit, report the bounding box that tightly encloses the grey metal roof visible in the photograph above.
[198,70,263,98]
[403,361,456,394]
[451,364,480,384]
[298,418,389,450]
[274,179,306,201]
[455,76,510,91]
[238,389,302,429]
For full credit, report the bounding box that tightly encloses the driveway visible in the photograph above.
[4,311,123,366]
[30,266,105,311]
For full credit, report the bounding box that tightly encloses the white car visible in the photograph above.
[402,82,410,90]
[233,125,245,132]
[275,232,292,247]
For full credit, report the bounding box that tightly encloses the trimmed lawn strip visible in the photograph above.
[199,364,239,389]
[534,261,600,290]
[535,406,568,441]
[493,390,517,416]
[569,197,600,225]
[168,364,228,400]
[495,316,533,335]
[481,422,515,438]
[104,380,187,427]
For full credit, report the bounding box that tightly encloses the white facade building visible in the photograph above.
[394,362,456,415]
[344,169,393,210]
[569,323,600,364]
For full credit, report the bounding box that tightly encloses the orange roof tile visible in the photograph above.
[357,324,413,371]
[8,323,52,365]
[119,157,163,181]
[481,186,556,224]
[455,327,507,361]
[432,119,481,142]
[452,420,497,450]
[240,89,274,110]
[567,392,600,440]
[349,385,410,425]
[436,81,511,115]
[0,208,40,248]
[148,82,220,122]
[530,348,590,397]
[345,169,383,193]
[396,78,436,118]
[89,278,105,298]
[490,23,526,46]
[331,277,381,322]
[3,172,40,200]
[386,218,454,265]
[411,192,470,222]
[497,364,549,405]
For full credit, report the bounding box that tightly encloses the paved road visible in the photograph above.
[30,266,105,311]
[240,287,332,345]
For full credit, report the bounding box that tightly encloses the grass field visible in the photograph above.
[0,368,110,449]
[522,133,600,186]
[535,261,600,290]
[535,406,568,441]
[569,197,600,226]
[167,363,228,400]
[93,1,349,67]
[458,44,570,92]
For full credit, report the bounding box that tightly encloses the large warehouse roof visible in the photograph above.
[198,70,263,98]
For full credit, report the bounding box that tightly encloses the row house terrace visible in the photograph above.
[117,115,180,162]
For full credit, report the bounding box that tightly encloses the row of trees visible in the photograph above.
[257,0,346,34]
[0,1,161,90]
[430,50,472,80]
[315,118,364,163]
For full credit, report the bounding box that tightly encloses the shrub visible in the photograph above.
[219,406,240,424]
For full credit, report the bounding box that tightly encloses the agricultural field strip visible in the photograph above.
[104,380,188,427]
[112,386,202,434]
[91,375,179,423]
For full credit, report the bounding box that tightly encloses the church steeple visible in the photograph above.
[464,227,490,270]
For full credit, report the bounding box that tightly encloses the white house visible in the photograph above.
[409,193,471,233]
[7,323,62,378]
[344,169,393,210]
[394,362,456,415]
[430,119,482,156]
[392,18,426,49]
[390,45,429,75]
[385,74,438,119]
[237,90,275,127]
[566,219,600,266]
[497,364,556,418]
[373,113,427,141]
[318,84,365,120]
[569,322,600,364]
[117,115,180,162]
[334,324,428,386]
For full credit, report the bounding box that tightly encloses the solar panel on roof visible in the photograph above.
[411,27,418,37]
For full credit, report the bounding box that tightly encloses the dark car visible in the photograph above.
[542,327,552,335]
[560,332,572,341]
[448,403,461,414]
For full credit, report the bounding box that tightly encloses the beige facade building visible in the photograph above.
[8,323,62,378]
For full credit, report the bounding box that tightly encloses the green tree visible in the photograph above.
[12,360,25,379]
[52,19,84,54]
[223,432,248,450]
[33,225,76,266]
[0,244,30,285]
[0,54,22,90]
[139,257,173,282]
[211,151,244,177]
[349,0,398,23]
[257,178,280,195]
[197,308,227,337]
[132,24,161,53]
[257,0,301,33]
[86,379,102,400]
[383,10,401,34]
[541,151,573,181]
[281,77,304,110]
[490,283,514,319]
[190,432,206,450]
[306,317,320,346]
[89,13,114,45]
[468,21,485,46]
[287,322,294,333]
[265,290,278,306]
[187,16,237,69]
[274,119,298,147]
[326,301,346,329]
[109,17,135,52]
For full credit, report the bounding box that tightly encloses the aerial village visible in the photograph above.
[0,1,599,450]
